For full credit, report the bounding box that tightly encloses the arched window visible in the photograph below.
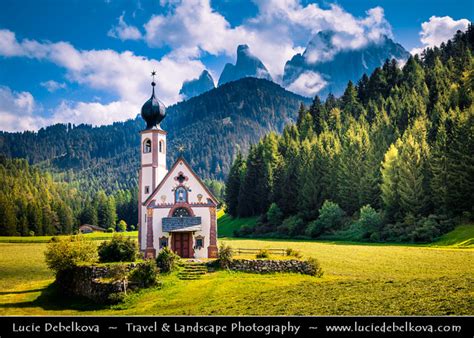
[173,207,190,217]
[175,186,187,203]
[159,140,164,153]
[143,139,151,153]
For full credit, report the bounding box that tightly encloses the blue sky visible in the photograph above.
[0,0,471,131]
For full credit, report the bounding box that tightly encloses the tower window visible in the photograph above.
[159,140,164,153]
[143,139,151,153]
[145,186,150,194]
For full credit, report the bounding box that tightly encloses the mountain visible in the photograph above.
[283,31,410,98]
[218,45,273,86]
[0,78,310,191]
[179,70,215,100]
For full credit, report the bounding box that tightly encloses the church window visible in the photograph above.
[195,236,204,249]
[175,186,187,203]
[159,237,168,248]
[145,186,150,194]
[172,207,190,217]
[159,140,164,153]
[143,139,151,153]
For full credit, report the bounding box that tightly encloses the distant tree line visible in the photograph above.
[0,156,138,236]
[225,26,473,242]
[0,155,225,236]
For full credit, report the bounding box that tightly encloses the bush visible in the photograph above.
[356,205,383,239]
[305,257,323,277]
[277,215,304,236]
[156,247,180,273]
[117,220,127,232]
[305,201,345,237]
[28,231,35,237]
[256,249,270,259]
[129,260,159,288]
[129,225,136,231]
[217,243,233,268]
[266,203,283,227]
[286,248,302,258]
[107,227,115,233]
[44,235,97,274]
[98,234,138,262]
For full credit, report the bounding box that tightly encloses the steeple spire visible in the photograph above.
[141,70,166,129]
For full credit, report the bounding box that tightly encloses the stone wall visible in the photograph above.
[56,263,136,304]
[228,259,318,276]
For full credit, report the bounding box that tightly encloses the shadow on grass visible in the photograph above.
[0,282,108,312]
[0,288,46,295]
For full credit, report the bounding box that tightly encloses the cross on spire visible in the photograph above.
[151,70,157,87]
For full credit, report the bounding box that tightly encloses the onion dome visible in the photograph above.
[141,71,166,129]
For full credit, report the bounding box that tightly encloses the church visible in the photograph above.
[138,73,218,259]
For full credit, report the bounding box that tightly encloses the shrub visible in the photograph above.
[305,257,323,277]
[277,215,304,236]
[356,205,383,239]
[217,243,233,268]
[305,201,345,237]
[98,234,138,262]
[44,235,97,275]
[107,227,115,233]
[234,224,255,237]
[286,248,302,258]
[117,220,127,232]
[129,225,136,231]
[256,249,270,259]
[266,203,283,227]
[156,247,180,273]
[28,231,35,237]
[129,260,159,288]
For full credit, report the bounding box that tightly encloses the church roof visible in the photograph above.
[142,155,219,207]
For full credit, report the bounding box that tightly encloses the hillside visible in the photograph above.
[0,78,310,190]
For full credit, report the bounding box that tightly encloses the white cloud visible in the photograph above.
[286,71,327,97]
[108,13,143,41]
[40,80,66,92]
[143,0,393,80]
[0,29,205,130]
[0,86,46,131]
[411,16,470,55]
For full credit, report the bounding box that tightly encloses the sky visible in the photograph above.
[0,0,471,132]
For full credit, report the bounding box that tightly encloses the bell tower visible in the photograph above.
[138,71,167,256]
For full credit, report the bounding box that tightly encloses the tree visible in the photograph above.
[380,142,401,221]
[266,203,283,228]
[117,220,127,232]
[225,153,246,217]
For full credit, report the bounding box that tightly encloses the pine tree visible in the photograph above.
[225,153,246,217]
[380,141,401,221]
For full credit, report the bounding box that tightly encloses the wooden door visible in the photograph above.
[173,232,191,258]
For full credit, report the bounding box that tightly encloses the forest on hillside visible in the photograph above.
[225,27,473,242]
[0,155,225,236]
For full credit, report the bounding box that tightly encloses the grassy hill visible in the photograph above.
[431,225,474,248]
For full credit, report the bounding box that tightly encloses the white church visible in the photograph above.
[138,73,218,259]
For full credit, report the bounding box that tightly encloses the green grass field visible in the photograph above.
[0,231,138,243]
[0,224,472,315]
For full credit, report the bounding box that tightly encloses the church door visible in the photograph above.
[172,232,192,258]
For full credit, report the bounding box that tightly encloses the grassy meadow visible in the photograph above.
[0,223,472,315]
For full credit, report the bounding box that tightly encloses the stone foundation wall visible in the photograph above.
[228,259,316,275]
[56,264,136,304]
